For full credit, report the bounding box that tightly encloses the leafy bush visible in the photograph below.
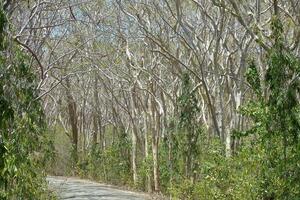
[77,131,132,186]
[0,6,56,199]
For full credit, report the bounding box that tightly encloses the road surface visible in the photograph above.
[47,176,149,200]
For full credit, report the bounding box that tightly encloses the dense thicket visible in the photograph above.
[0,3,55,199]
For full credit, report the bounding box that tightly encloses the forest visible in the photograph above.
[0,0,300,199]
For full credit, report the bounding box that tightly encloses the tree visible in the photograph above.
[241,10,300,199]
[0,4,54,199]
[177,73,201,180]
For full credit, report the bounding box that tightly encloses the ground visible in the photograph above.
[47,176,150,200]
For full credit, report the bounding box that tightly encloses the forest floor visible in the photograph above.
[47,176,153,200]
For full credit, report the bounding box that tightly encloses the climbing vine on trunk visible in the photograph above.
[240,16,300,200]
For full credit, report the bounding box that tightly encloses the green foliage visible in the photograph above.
[168,138,263,200]
[77,130,132,186]
[0,4,6,50]
[238,17,300,200]
[44,126,70,176]
[176,73,202,178]
[138,146,153,190]
[0,7,56,199]
[0,50,56,199]
[178,73,199,128]
[246,60,261,96]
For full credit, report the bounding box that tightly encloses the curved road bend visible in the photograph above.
[47,176,149,200]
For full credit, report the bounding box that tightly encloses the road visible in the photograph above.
[47,176,149,200]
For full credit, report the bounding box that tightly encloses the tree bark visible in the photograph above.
[66,77,78,163]
[150,83,160,192]
[92,74,99,145]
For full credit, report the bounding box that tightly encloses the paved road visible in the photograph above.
[47,176,149,200]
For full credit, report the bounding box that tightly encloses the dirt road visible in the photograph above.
[47,176,149,200]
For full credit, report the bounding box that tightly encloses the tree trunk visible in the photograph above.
[130,87,139,186]
[144,112,152,192]
[225,130,231,158]
[150,83,160,192]
[132,127,138,185]
[152,136,160,192]
[93,74,99,145]
[66,77,78,163]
